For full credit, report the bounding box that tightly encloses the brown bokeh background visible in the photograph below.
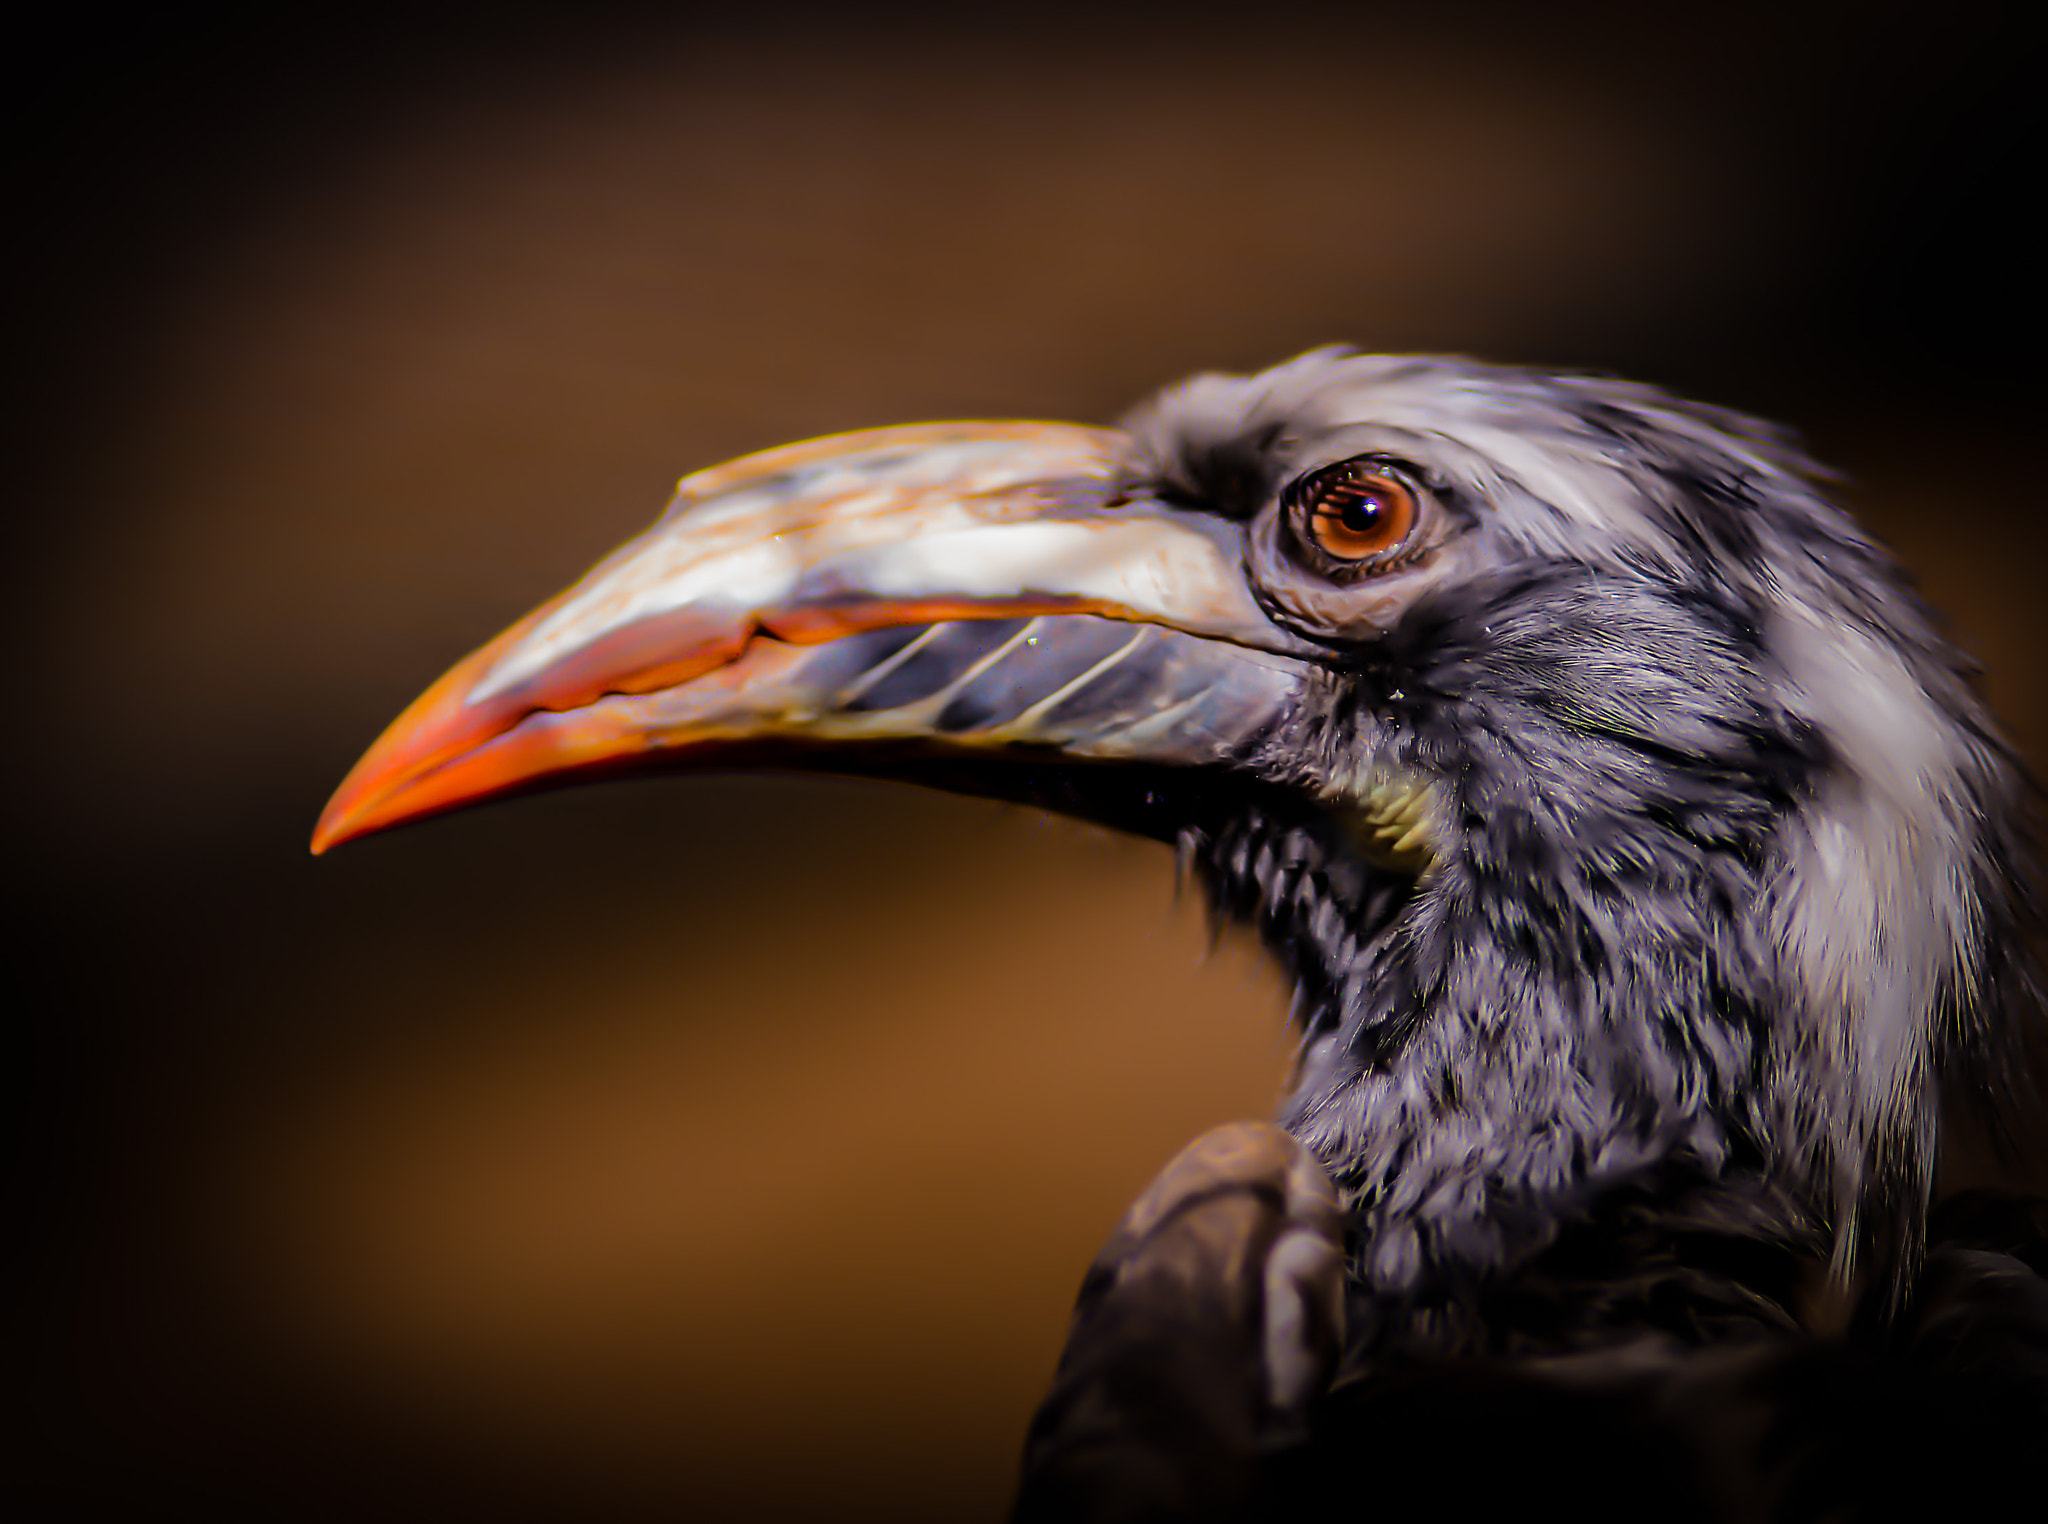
[7,4,2042,1519]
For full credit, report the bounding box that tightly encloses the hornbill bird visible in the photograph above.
[316,351,2047,1520]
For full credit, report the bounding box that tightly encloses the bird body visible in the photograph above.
[317,352,2047,1518]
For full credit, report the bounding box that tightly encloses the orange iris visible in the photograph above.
[1302,465,1418,562]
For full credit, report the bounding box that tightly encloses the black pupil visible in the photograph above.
[1320,475,1388,535]
[1335,489,1384,533]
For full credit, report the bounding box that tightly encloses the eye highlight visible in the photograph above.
[1286,460,1423,567]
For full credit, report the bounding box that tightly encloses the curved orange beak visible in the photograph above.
[313,420,1306,855]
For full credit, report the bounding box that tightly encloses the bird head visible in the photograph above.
[316,350,2038,1300]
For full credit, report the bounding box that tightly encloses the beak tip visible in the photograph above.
[312,748,419,855]
[308,656,517,860]
[309,799,363,856]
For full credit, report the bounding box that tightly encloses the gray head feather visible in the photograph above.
[1123,349,2039,1303]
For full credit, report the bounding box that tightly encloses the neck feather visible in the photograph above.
[1201,569,1834,1307]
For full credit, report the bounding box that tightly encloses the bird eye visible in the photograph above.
[1286,461,1422,567]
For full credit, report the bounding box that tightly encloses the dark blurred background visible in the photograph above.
[5,2,2042,1518]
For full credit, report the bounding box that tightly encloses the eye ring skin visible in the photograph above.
[1242,456,1465,646]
